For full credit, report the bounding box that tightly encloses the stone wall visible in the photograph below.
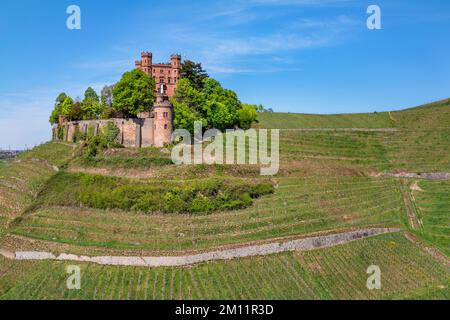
[54,118,166,148]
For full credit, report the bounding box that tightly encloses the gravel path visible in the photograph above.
[5,228,400,267]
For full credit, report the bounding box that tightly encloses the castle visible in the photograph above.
[52,52,178,148]
[135,52,181,97]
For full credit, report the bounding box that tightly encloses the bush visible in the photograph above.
[57,126,65,140]
[73,127,87,143]
[37,173,275,215]
[102,121,121,147]
[87,125,96,139]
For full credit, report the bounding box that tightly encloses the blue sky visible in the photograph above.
[1,0,450,149]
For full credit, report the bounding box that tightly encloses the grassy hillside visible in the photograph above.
[0,99,449,300]
[279,129,450,172]
[413,180,450,257]
[11,175,403,252]
[258,111,394,129]
[0,233,448,300]
[259,98,450,129]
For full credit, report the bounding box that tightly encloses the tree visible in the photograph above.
[82,87,101,119]
[60,96,74,118]
[84,87,99,103]
[101,85,114,107]
[112,69,156,118]
[172,77,243,132]
[181,60,209,91]
[49,92,68,124]
[66,102,85,121]
[237,104,258,130]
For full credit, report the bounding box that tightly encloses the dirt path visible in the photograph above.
[399,180,420,230]
[1,228,399,267]
[404,232,450,267]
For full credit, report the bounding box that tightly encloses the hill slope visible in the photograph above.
[258,98,450,129]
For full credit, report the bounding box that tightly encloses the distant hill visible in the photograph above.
[258,98,450,129]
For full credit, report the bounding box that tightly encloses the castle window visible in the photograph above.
[160,69,164,74]
[164,124,168,129]
[168,77,171,84]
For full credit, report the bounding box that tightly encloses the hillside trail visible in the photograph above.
[1,228,399,267]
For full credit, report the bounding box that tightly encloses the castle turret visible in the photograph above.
[170,54,181,69]
[140,52,152,74]
[153,85,173,147]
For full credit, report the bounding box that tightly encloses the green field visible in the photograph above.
[258,98,450,130]
[279,129,450,172]
[257,112,394,129]
[413,180,450,257]
[0,233,448,300]
[11,175,403,253]
[0,99,449,300]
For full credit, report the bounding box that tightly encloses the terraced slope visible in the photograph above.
[11,175,403,253]
[258,112,394,129]
[280,129,450,172]
[0,233,448,300]
[259,98,450,130]
[412,180,450,257]
[0,143,74,234]
[0,160,53,233]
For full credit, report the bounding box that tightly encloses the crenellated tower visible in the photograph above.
[135,51,181,98]
[152,85,173,147]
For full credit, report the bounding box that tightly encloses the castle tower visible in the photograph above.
[153,85,173,147]
[140,52,152,75]
[170,54,181,69]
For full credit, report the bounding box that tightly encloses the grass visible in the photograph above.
[412,180,450,257]
[0,159,54,233]
[258,112,394,129]
[1,99,449,300]
[258,98,450,130]
[0,233,448,300]
[12,175,403,252]
[73,146,173,169]
[18,142,74,167]
[279,129,450,173]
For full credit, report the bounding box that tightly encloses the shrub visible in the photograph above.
[57,126,65,140]
[36,172,275,215]
[73,127,87,143]
[102,121,121,147]
[87,125,96,139]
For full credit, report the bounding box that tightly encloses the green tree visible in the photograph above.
[172,77,244,132]
[82,87,101,119]
[181,60,209,91]
[101,85,114,107]
[49,92,68,124]
[60,96,74,118]
[237,104,258,130]
[112,69,156,118]
[66,102,85,121]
